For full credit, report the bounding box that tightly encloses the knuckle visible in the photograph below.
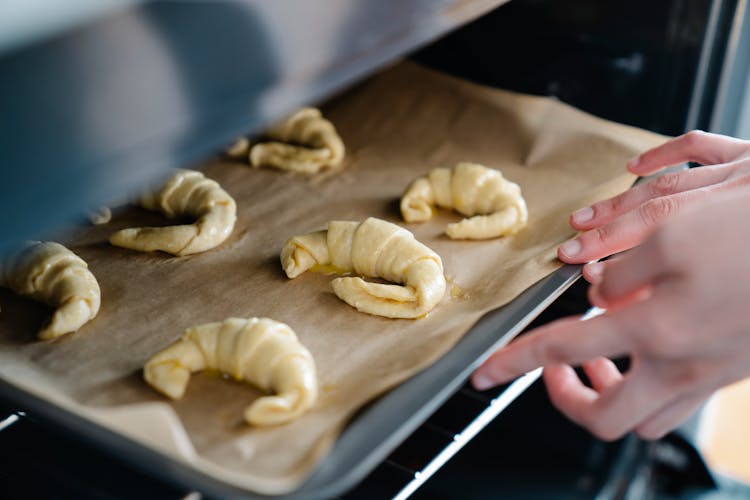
[681,129,707,147]
[649,173,681,197]
[533,338,567,366]
[587,224,616,249]
[668,363,709,390]
[604,193,627,214]
[638,197,677,228]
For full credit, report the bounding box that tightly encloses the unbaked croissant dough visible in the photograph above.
[281,217,446,319]
[88,206,112,225]
[224,137,250,159]
[0,241,101,339]
[144,317,318,426]
[109,169,237,256]
[400,162,528,240]
[250,108,345,173]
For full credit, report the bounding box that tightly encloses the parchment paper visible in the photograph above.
[0,61,667,494]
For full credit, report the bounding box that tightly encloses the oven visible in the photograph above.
[0,1,744,498]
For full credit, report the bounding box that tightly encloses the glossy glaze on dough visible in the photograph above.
[401,162,528,239]
[250,108,345,173]
[0,242,101,339]
[144,317,318,426]
[109,169,237,256]
[281,217,446,319]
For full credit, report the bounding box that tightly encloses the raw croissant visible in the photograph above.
[0,241,101,339]
[281,217,446,319]
[88,207,112,225]
[250,108,345,173]
[401,162,528,240]
[109,169,237,256]
[224,137,250,159]
[144,317,318,426]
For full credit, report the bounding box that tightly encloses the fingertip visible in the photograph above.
[472,353,516,390]
[471,371,496,391]
[543,364,598,424]
[583,261,604,284]
[626,156,641,173]
[570,206,594,228]
[558,238,583,263]
[542,364,574,403]
[542,363,574,388]
[582,357,623,392]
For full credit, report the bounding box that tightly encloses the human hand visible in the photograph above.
[472,184,750,440]
[556,131,750,283]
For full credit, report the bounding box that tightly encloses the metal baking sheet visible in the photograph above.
[0,265,580,498]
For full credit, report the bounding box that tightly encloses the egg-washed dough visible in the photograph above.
[109,169,237,256]
[224,137,250,159]
[401,162,528,240]
[88,206,112,225]
[250,108,345,173]
[0,241,101,340]
[144,317,318,427]
[281,217,446,319]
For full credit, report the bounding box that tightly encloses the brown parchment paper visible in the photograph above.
[0,62,667,494]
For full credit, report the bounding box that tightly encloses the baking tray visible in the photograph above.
[0,264,580,498]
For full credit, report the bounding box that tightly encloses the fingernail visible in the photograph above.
[572,206,594,224]
[627,156,641,170]
[586,261,604,283]
[472,373,495,391]
[559,238,581,257]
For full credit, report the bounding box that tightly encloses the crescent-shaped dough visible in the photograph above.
[88,206,112,225]
[0,242,101,340]
[144,317,317,426]
[281,217,446,319]
[109,169,237,256]
[250,108,345,173]
[400,162,528,240]
[224,137,250,159]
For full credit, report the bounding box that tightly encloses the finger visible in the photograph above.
[579,366,679,440]
[547,361,679,441]
[583,260,606,284]
[627,131,749,175]
[472,307,646,389]
[543,363,661,441]
[592,237,674,307]
[570,165,734,231]
[543,364,599,426]
[635,395,707,440]
[582,357,623,391]
[582,256,628,286]
[589,281,654,311]
[558,188,708,264]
